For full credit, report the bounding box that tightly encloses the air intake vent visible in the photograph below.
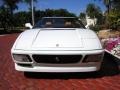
[32,55,82,64]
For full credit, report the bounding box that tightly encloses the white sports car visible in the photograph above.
[11,17,104,72]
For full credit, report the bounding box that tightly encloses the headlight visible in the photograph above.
[13,54,32,62]
[83,54,103,63]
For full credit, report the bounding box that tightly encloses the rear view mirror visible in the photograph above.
[25,23,33,29]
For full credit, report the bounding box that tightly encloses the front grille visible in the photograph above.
[32,55,82,64]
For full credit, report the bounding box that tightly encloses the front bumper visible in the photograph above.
[15,63,101,72]
[12,49,104,72]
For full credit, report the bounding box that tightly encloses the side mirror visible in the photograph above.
[85,25,89,29]
[25,23,33,29]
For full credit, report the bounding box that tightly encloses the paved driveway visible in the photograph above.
[0,34,120,90]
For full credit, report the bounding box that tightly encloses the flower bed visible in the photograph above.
[103,37,120,59]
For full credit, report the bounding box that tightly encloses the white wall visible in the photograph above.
[85,16,97,28]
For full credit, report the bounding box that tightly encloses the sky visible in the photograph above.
[16,0,106,16]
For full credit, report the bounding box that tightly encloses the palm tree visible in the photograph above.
[103,0,111,13]
[0,0,21,30]
[23,0,37,25]
[2,0,21,15]
[86,3,102,18]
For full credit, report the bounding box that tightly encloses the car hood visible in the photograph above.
[14,28,102,51]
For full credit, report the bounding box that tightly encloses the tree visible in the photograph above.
[102,0,120,30]
[103,0,111,13]
[111,0,120,10]
[107,9,120,29]
[86,3,102,18]
[0,0,21,30]
[14,11,31,26]
[53,9,76,17]
[86,3,103,25]
[79,12,86,25]
[2,0,20,15]
[79,12,86,19]
[0,6,11,31]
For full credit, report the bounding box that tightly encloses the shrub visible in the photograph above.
[89,25,102,32]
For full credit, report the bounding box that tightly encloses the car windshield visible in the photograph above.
[33,17,85,28]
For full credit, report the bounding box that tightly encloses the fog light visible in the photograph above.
[13,54,32,62]
[83,54,103,63]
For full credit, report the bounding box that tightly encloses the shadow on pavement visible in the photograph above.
[0,30,22,35]
[24,52,120,79]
